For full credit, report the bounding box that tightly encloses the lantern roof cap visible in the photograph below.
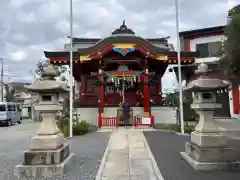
[184,63,229,91]
[25,64,69,92]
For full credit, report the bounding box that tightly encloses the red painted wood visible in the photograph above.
[232,83,240,114]
[99,116,118,128]
[151,115,155,128]
[133,115,155,128]
[98,115,102,128]
[143,74,150,113]
[80,76,86,100]
[99,83,105,114]
[133,116,136,128]
[88,45,114,59]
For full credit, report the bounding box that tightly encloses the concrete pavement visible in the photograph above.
[144,131,240,180]
[96,128,164,180]
[0,121,110,180]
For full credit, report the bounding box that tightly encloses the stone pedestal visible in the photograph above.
[181,63,240,171]
[181,125,240,171]
[15,112,74,177]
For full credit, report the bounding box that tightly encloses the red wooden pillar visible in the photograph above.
[99,69,105,115]
[143,70,150,116]
[80,75,86,100]
[232,83,239,114]
[99,83,105,115]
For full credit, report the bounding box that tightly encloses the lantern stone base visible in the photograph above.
[191,131,226,147]
[180,152,240,171]
[14,144,75,177]
[30,133,65,150]
[180,131,240,171]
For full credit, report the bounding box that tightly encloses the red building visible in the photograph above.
[44,22,198,123]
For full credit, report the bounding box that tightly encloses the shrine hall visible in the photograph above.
[44,21,199,127]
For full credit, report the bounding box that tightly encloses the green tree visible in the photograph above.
[164,91,179,106]
[164,90,198,125]
[219,4,240,77]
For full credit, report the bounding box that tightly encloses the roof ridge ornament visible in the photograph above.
[111,20,135,35]
[122,20,125,26]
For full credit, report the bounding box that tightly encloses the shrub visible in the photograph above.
[56,118,92,137]
[166,124,195,134]
[73,120,91,135]
[62,126,69,137]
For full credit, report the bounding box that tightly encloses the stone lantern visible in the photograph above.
[15,64,74,177]
[180,63,239,171]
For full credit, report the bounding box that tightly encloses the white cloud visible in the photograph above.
[9,50,27,62]
[0,0,229,86]
[17,12,38,23]
[12,33,28,43]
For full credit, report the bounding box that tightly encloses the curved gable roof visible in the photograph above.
[77,35,171,55]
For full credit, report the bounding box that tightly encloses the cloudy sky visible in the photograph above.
[0,0,238,90]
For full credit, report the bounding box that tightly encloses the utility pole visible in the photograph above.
[122,73,125,102]
[0,58,3,102]
[175,0,185,134]
[69,0,73,138]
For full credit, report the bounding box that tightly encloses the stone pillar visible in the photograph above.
[15,111,74,177]
[15,64,74,177]
[232,83,239,114]
[143,69,150,116]
[30,112,64,150]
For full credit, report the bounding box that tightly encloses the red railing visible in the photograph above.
[98,115,118,128]
[133,115,155,128]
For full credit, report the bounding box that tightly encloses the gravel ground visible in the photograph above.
[144,131,240,180]
[0,121,110,180]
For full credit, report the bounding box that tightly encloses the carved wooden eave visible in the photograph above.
[77,42,198,63]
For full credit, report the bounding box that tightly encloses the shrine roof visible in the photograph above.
[44,48,198,59]
[44,51,78,58]
[76,35,171,54]
[71,37,170,45]
[44,21,199,64]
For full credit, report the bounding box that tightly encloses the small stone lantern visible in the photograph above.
[180,63,239,171]
[15,65,74,177]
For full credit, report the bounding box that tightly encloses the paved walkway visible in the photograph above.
[96,128,163,180]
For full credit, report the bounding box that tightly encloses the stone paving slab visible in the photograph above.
[96,128,163,180]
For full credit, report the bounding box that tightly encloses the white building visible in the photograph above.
[178,25,239,118]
